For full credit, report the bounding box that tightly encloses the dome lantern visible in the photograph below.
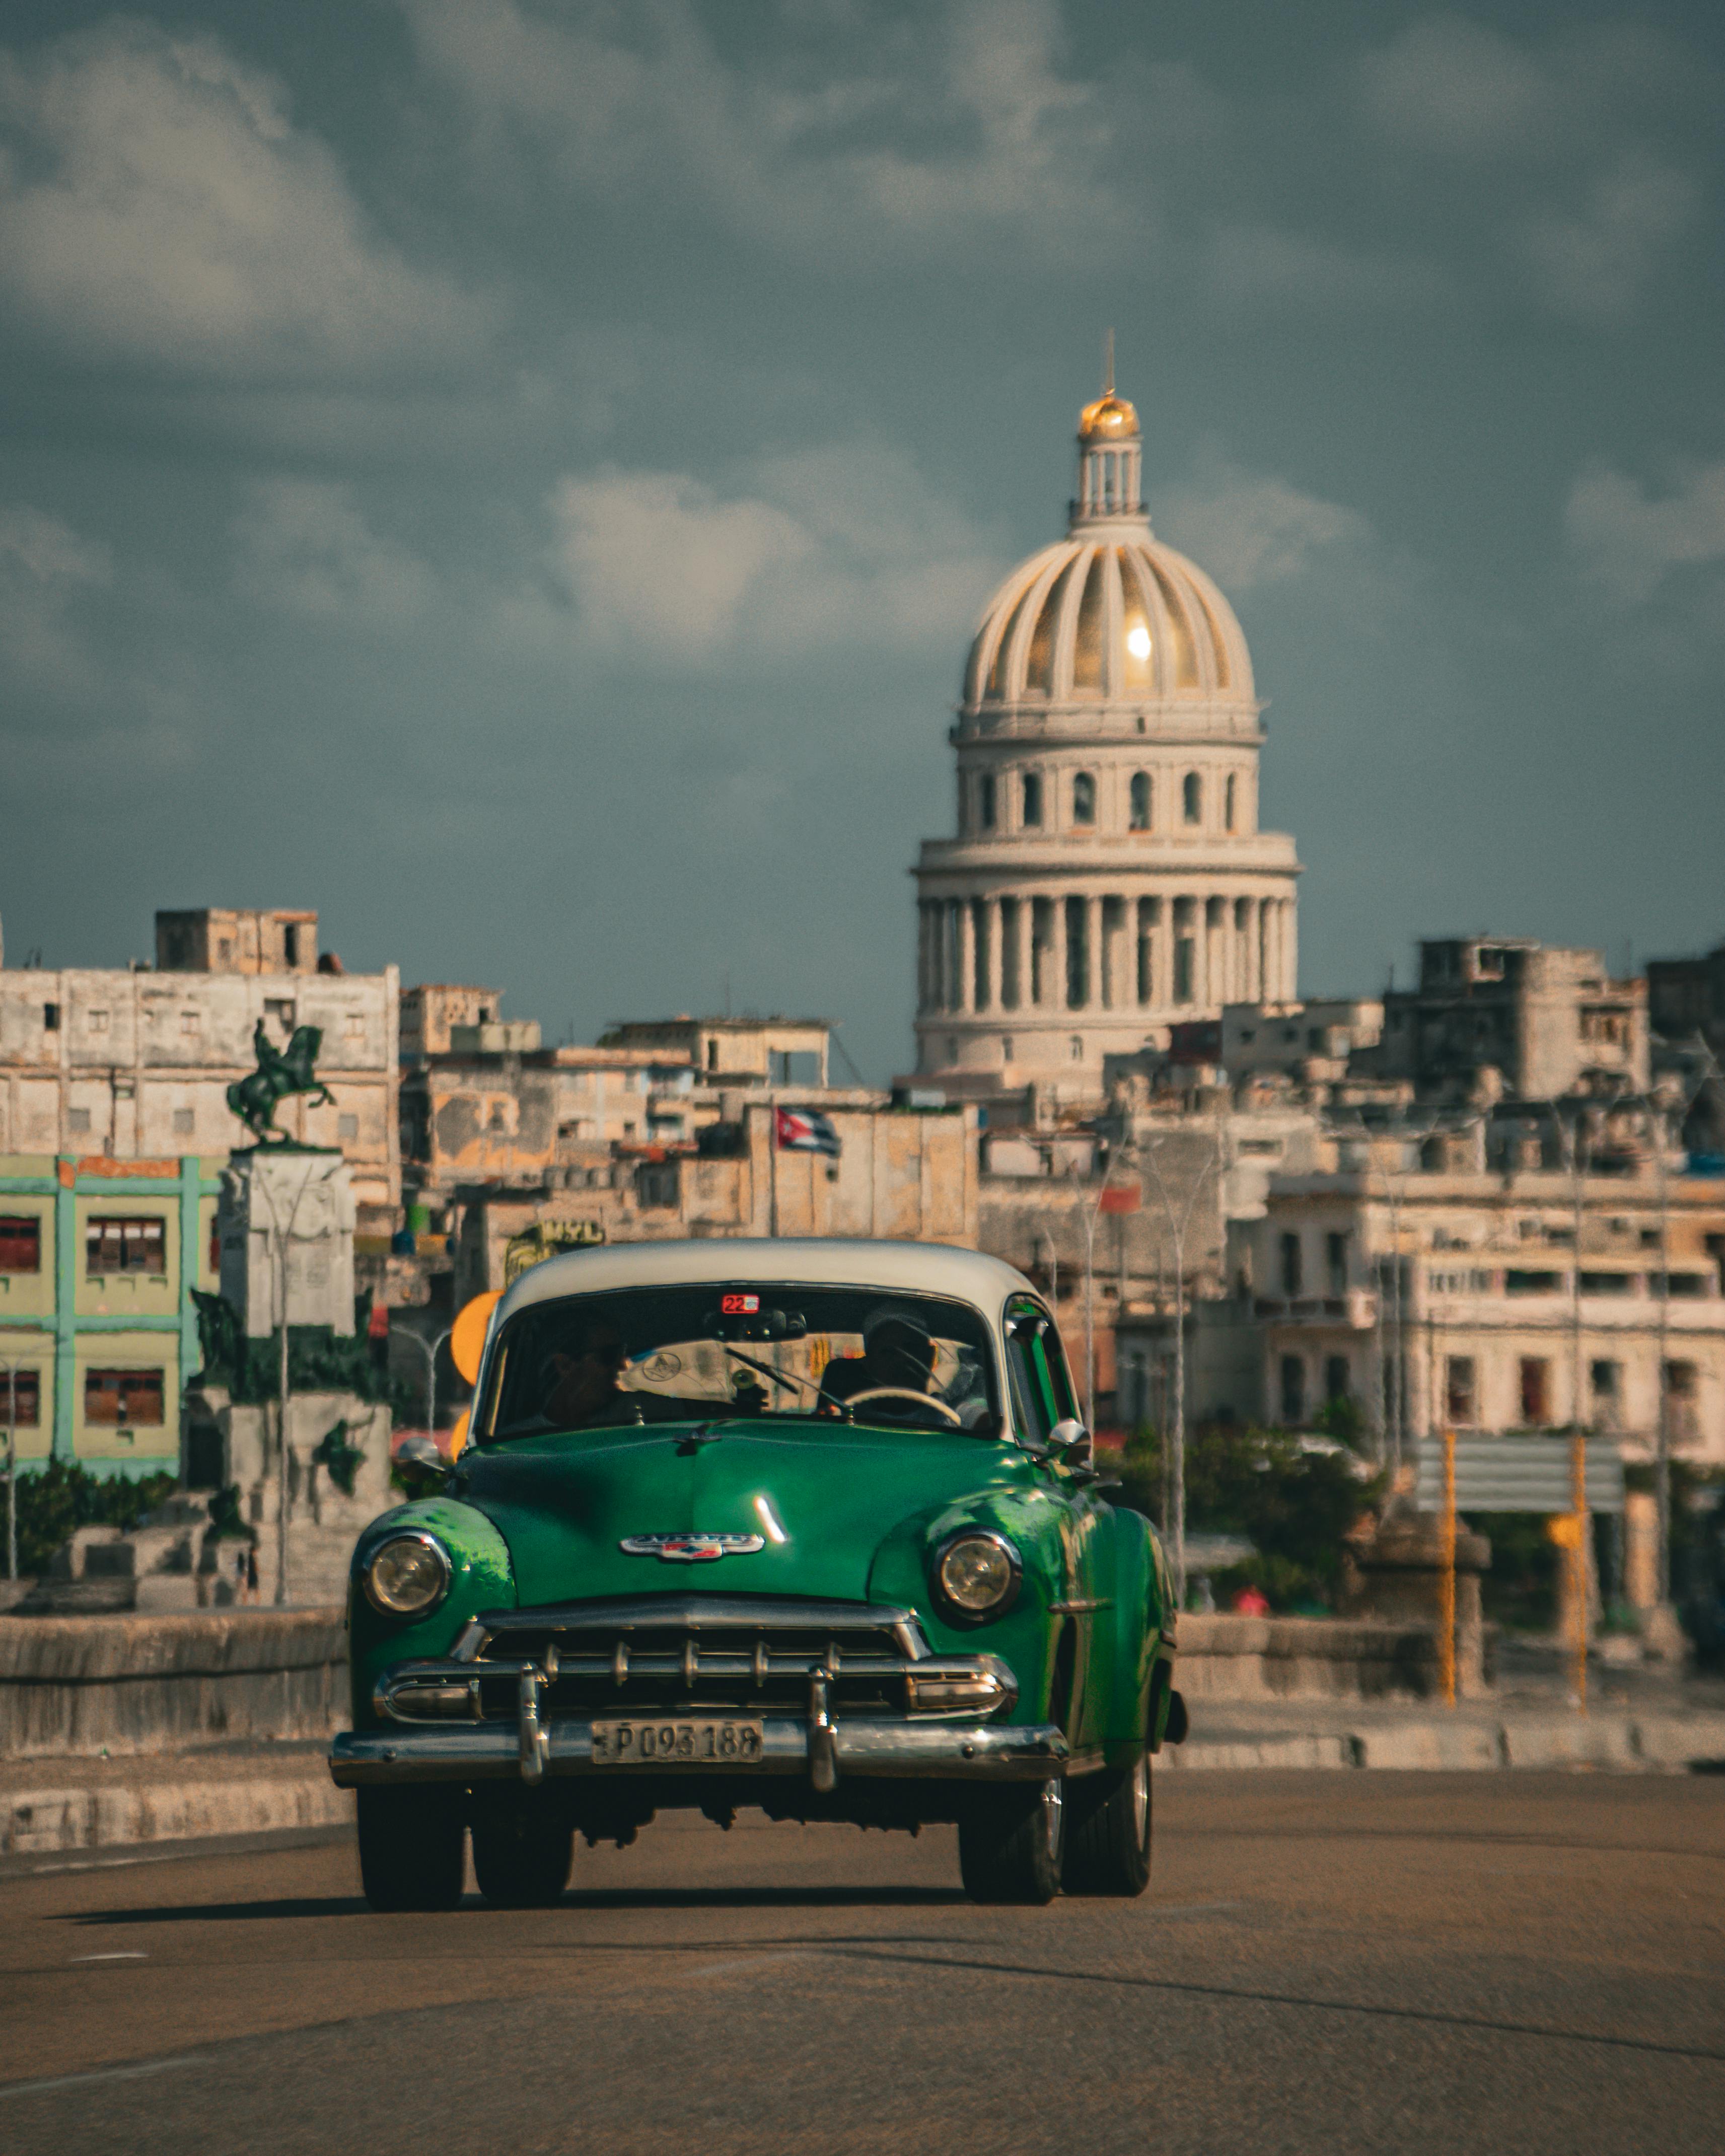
[1072,330,1142,526]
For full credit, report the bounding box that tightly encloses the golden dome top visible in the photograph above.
[1078,392,1140,442]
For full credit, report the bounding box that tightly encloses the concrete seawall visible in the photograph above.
[1176,1614,1441,1701]
[1,1609,349,1758]
[1,1607,1443,1763]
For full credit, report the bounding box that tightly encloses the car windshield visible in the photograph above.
[480,1283,999,1441]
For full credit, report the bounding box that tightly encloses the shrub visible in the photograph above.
[1117,1422,1379,1611]
[8,1458,179,1578]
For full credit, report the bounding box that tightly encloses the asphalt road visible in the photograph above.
[2,1770,1721,2155]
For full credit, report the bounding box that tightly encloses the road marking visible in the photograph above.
[70,1951,149,1963]
[0,2056,213,2102]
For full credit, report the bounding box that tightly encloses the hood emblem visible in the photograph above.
[619,1532,766,1564]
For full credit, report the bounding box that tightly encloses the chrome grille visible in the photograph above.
[462,1595,923,1719]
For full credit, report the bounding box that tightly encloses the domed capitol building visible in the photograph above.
[911,375,1301,1101]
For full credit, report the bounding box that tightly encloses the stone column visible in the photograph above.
[1282,898,1298,1000]
[1013,895,1032,1013]
[1084,895,1101,1011]
[1244,899,1260,1002]
[1052,896,1069,1013]
[957,899,977,1015]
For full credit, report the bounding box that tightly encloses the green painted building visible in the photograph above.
[0,1153,224,1481]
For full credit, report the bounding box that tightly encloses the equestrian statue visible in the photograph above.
[226,1020,336,1143]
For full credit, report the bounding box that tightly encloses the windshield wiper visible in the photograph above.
[720,1344,847,1409]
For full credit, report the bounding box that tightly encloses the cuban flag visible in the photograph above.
[776,1106,841,1157]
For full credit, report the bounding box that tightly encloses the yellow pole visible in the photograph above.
[1571,1427,1588,1717]
[1439,1425,1457,1708]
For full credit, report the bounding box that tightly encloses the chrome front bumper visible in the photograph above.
[330,1716,1074,1788]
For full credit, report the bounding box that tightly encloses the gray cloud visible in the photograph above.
[0,19,490,379]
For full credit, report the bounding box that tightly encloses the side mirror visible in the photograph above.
[1047,1418,1094,1469]
[394,1434,451,1497]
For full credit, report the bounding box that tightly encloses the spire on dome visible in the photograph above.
[1072,334,1144,526]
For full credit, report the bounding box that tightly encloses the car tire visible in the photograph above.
[357,1786,465,1912]
[471,1800,575,1908]
[958,1778,1064,1905]
[1060,1749,1152,1898]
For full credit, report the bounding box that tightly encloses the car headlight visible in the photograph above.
[363,1531,452,1617]
[932,1530,1021,1622]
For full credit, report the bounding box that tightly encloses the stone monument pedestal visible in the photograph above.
[1345,1510,1492,1697]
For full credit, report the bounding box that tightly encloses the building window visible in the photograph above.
[86,1217,166,1275]
[1279,1232,1302,1296]
[180,1010,200,1036]
[1446,1356,1477,1426]
[67,1107,91,1135]
[0,1217,42,1272]
[43,1002,59,1031]
[1129,772,1151,830]
[1279,1355,1306,1424]
[172,1109,194,1136]
[1519,1357,1551,1426]
[1173,937,1194,1004]
[1664,1359,1699,1439]
[1072,771,1096,826]
[979,773,997,830]
[337,1113,359,1140]
[0,1369,41,1425]
[1182,773,1201,825]
[85,1368,165,1426]
[1001,1036,1013,1062]
[1324,1354,1350,1402]
[706,1039,719,1071]
[1590,1359,1622,1427]
[1069,1036,1084,1062]
[1022,771,1043,827]
[283,923,301,967]
[1225,773,1237,830]
[1325,1231,1348,1297]
[86,1009,109,1035]
[636,1161,681,1209]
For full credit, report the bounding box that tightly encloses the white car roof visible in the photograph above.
[496,1238,1038,1325]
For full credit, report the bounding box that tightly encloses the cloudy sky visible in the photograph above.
[2,1,1720,1075]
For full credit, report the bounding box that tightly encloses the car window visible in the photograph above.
[479,1283,999,1442]
[1003,1298,1056,1445]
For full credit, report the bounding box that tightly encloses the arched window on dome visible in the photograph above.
[1072,771,1096,826]
[1183,772,1202,826]
[979,773,997,831]
[1129,772,1151,830]
[1225,774,1237,832]
[1022,771,1044,828]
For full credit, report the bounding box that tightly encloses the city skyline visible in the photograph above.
[1,1,1721,1076]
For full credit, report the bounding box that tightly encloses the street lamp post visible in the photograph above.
[393,1326,454,1448]
[1142,1127,1221,1612]
[2,1359,19,1584]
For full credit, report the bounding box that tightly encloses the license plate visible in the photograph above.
[590,1717,765,1766]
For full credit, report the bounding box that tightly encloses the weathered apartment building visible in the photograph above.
[449,1097,980,1306]
[0,1151,222,1475]
[1233,1131,1725,1466]
[0,909,400,1223]
[1365,938,1647,1102]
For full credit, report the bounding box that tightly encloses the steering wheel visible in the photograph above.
[840,1385,963,1425]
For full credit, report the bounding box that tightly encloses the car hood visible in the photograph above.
[459,1420,1023,1607]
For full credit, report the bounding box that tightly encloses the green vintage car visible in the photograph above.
[330,1240,1185,1907]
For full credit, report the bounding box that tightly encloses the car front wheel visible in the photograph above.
[357,1785,465,1912]
[471,1796,576,1908]
[958,1777,1064,1905]
[1061,1750,1152,1897]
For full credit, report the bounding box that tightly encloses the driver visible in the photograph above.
[820,1306,937,1412]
